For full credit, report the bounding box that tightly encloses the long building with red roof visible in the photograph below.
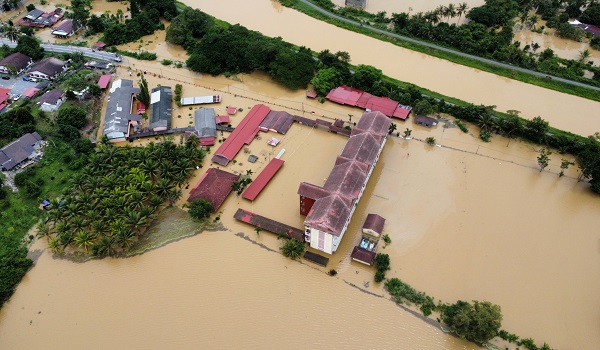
[297,111,390,254]
[211,104,271,165]
[242,158,285,201]
[326,86,412,120]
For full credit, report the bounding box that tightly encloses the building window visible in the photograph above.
[318,231,325,250]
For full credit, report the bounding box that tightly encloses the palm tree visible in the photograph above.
[446,3,457,21]
[456,3,469,23]
[149,195,164,210]
[94,236,116,257]
[403,128,412,138]
[155,178,172,199]
[114,227,136,249]
[165,188,182,207]
[48,238,61,254]
[579,49,591,63]
[74,230,95,252]
[477,113,497,133]
[3,25,19,42]
[36,222,51,238]
[388,123,397,135]
[124,210,146,234]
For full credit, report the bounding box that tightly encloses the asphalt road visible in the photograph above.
[298,0,600,93]
[0,39,124,63]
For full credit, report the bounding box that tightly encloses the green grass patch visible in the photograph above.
[126,206,223,257]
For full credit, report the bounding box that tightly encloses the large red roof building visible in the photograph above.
[298,111,390,254]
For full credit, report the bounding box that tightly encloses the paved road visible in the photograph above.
[298,0,600,93]
[0,39,124,63]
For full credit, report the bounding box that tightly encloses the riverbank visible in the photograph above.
[281,0,600,102]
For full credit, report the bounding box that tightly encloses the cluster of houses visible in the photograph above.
[0,52,69,111]
[17,8,63,28]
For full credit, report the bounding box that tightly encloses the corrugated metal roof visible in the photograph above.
[242,158,285,201]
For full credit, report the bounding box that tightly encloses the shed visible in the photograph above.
[93,41,107,50]
[215,115,230,125]
[362,214,385,238]
[98,74,111,89]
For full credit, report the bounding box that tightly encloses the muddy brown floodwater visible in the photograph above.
[1,1,600,349]
[191,0,600,137]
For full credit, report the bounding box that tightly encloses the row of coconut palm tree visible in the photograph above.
[409,2,470,25]
[37,139,206,257]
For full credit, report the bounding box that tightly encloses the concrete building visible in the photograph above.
[38,89,65,112]
[298,111,390,254]
[0,132,43,171]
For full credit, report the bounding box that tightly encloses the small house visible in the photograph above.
[93,41,107,51]
[51,18,74,38]
[0,132,43,171]
[415,114,438,127]
[38,89,65,112]
[362,214,385,238]
[28,57,67,80]
[0,52,33,75]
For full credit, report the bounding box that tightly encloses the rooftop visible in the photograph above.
[29,57,65,77]
[0,52,32,70]
[242,158,285,201]
[103,79,142,139]
[38,89,64,105]
[212,104,271,166]
[150,86,172,130]
[194,107,217,138]
[188,168,240,211]
[362,214,385,235]
[0,132,42,171]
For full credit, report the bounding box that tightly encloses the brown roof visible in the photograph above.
[260,110,295,134]
[38,89,64,105]
[29,57,65,77]
[187,168,240,211]
[297,182,330,200]
[352,111,391,137]
[340,132,384,167]
[351,247,376,265]
[52,18,73,33]
[304,194,352,236]
[415,114,438,127]
[0,52,32,71]
[323,158,368,199]
[363,214,385,235]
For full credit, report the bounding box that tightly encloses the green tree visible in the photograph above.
[269,46,316,90]
[70,0,91,30]
[187,199,213,220]
[413,99,435,115]
[403,128,412,138]
[312,67,343,96]
[165,8,214,49]
[426,136,436,145]
[559,158,574,177]
[374,253,390,272]
[349,64,382,91]
[525,116,549,142]
[388,122,397,135]
[15,35,44,60]
[137,74,150,107]
[57,105,87,129]
[440,300,502,344]
[280,238,305,259]
[3,25,19,42]
[537,147,552,173]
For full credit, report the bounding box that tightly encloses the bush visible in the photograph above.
[161,59,173,66]
[374,253,390,272]
[187,199,213,220]
[280,238,305,259]
[374,270,385,282]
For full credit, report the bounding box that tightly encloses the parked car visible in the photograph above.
[113,56,122,62]
[22,76,29,81]
[1,76,9,80]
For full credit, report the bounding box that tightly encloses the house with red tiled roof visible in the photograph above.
[187,168,240,211]
[298,111,390,254]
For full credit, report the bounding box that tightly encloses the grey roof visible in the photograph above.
[38,89,64,105]
[29,57,66,78]
[25,9,44,20]
[0,132,42,170]
[0,52,32,71]
[194,108,217,138]
[52,18,73,34]
[150,86,172,130]
[103,79,141,139]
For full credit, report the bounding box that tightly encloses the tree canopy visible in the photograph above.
[166,8,214,50]
[57,105,87,129]
[14,35,44,60]
[187,199,213,220]
[440,300,502,344]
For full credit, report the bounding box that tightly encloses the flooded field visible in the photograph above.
[1,1,600,350]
